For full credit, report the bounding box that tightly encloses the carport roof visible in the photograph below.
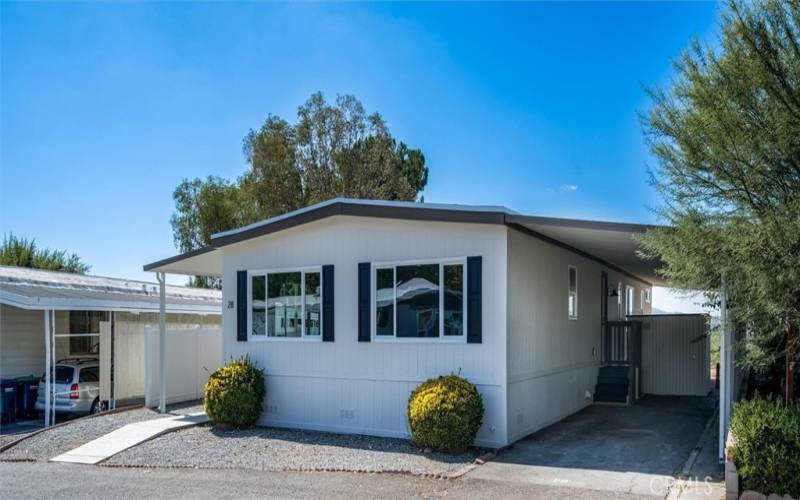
[0,266,221,313]
[144,198,666,285]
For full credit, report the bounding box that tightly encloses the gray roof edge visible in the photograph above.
[209,198,512,248]
[211,198,513,240]
[505,213,664,233]
[142,246,219,272]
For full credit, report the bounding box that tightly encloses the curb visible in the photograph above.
[97,447,501,480]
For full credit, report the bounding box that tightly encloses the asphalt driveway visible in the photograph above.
[470,395,719,498]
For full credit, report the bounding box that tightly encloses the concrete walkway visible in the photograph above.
[50,412,208,465]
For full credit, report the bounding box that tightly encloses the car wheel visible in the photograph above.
[90,398,102,415]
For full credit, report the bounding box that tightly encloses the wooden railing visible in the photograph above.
[602,320,643,402]
[602,320,642,365]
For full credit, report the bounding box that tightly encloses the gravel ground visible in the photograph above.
[106,424,479,476]
[0,402,203,462]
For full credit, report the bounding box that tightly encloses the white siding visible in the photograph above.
[0,304,45,378]
[505,228,652,442]
[639,314,710,397]
[221,216,508,447]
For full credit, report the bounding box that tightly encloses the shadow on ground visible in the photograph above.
[494,395,716,476]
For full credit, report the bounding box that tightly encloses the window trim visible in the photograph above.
[370,257,467,343]
[568,265,578,320]
[247,266,323,342]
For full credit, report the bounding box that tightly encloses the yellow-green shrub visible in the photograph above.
[407,374,484,452]
[204,355,265,427]
[729,395,800,497]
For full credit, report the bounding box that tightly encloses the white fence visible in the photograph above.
[637,314,711,397]
[144,327,222,408]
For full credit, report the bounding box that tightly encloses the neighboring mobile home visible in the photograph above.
[145,198,709,448]
[0,266,222,424]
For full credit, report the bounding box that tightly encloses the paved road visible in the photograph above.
[0,462,655,500]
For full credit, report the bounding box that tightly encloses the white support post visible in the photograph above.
[43,310,51,427]
[719,289,733,462]
[157,272,167,414]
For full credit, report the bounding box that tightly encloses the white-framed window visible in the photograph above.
[640,289,646,313]
[248,266,322,341]
[625,285,635,317]
[372,258,466,342]
[568,265,578,320]
[644,288,651,304]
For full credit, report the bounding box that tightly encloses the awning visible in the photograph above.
[0,265,221,313]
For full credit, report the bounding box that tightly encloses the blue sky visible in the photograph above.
[1,1,720,299]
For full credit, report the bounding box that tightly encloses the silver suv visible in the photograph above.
[35,358,102,416]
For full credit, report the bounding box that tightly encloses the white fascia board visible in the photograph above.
[0,290,221,315]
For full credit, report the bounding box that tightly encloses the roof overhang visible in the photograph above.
[143,245,222,276]
[144,198,666,285]
[505,214,665,286]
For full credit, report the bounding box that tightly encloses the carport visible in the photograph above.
[0,266,221,429]
[470,394,720,497]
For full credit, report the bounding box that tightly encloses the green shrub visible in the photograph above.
[204,355,266,427]
[729,394,800,496]
[407,374,484,452]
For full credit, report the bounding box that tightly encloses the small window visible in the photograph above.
[68,311,106,354]
[644,288,651,303]
[568,266,578,319]
[249,268,322,340]
[373,259,465,341]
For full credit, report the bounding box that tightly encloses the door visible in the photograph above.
[601,271,608,360]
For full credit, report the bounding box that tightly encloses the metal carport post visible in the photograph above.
[156,272,166,414]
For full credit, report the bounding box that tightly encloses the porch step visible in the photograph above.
[594,366,630,404]
[598,365,629,377]
[594,390,628,404]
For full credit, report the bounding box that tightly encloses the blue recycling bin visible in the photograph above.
[0,379,17,424]
[15,376,40,419]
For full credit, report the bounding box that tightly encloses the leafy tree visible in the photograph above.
[639,0,800,389]
[0,234,90,274]
[172,92,429,288]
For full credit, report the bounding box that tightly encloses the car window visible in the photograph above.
[79,367,99,383]
[41,366,75,384]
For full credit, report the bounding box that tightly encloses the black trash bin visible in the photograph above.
[15,376,40,419]
[0,379,17,424]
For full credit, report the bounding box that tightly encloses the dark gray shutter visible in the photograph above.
[467,256,482,344]
[236,270,247,342]
[322,265,334,342]
[358,262,371,342]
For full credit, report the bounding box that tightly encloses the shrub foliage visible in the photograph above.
[204,355,266,427]
[729,395,800,496]
[407,374,484,452]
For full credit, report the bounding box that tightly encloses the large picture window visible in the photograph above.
[249,268,322,340]
[373,259,465,341]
